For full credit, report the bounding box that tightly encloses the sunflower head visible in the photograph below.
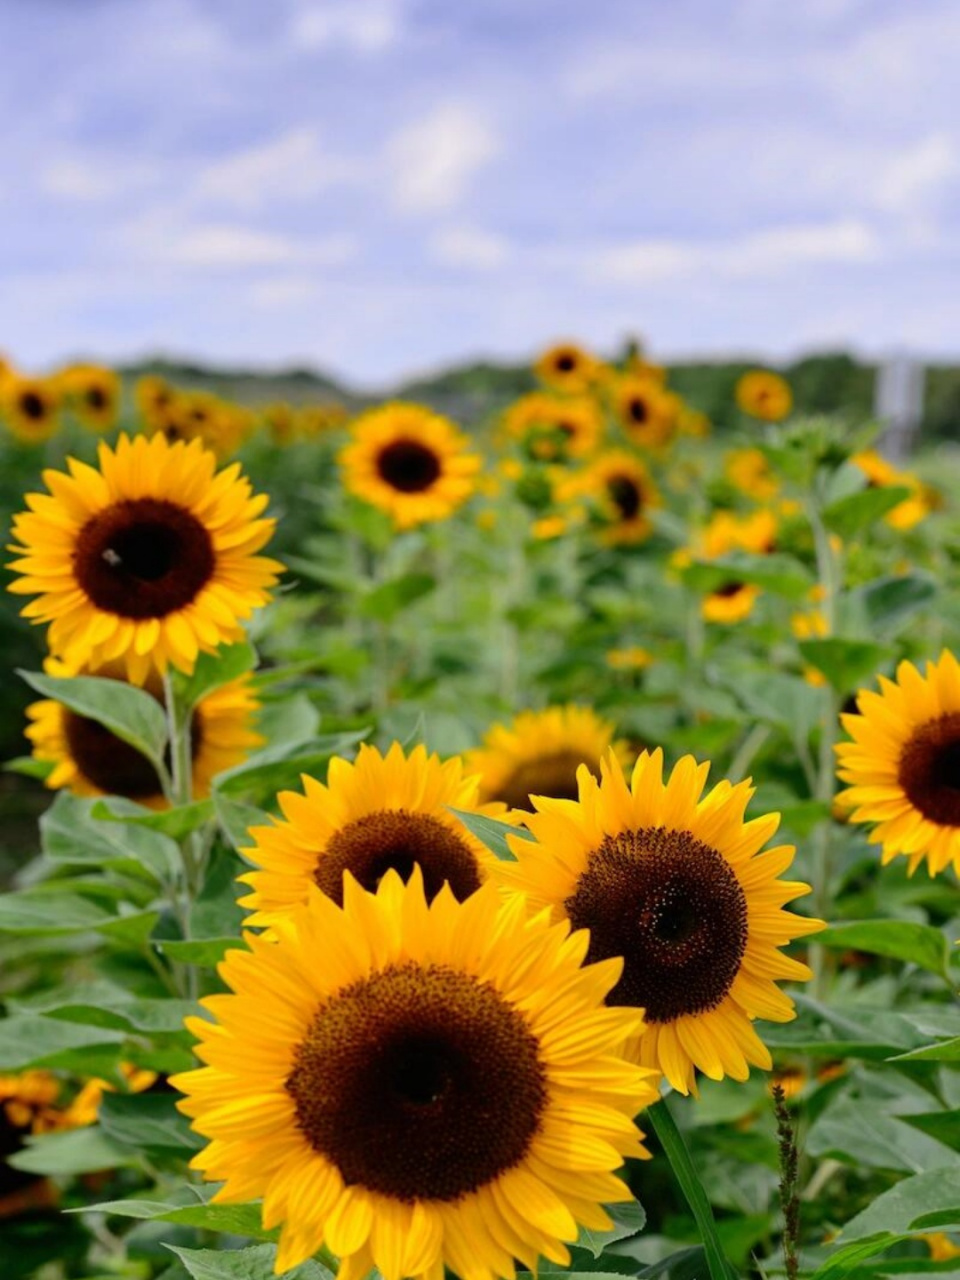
[735,370,793,422]
[2,375,61,444]
[502,393,603,462]
[339,403,481,530]
[534,342,598,394]
[581,450,661,545]
[492,748,823,1095]
[702,581,761,624]
[59,364,121,433]
[9,432,282,683]
[174,871,658,1277]
[724,447,779,501]
[611,376,677,449]
[851,450,930,530]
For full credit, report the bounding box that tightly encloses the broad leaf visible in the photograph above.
[822,485,912,538]
[798,638,891,692]
[816,920,950,979]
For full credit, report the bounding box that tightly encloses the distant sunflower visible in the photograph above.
[836,650,960,877]
[466,706,628,814]
[702,581,761,624]
[535,343,598,394]
[60,365,121,433]
[26,660,261,808]
[851,450,930,530]
[135,375,175,427]
[238,742,501,927]
[503,393,603,461]
[173,873,658,1277]
[494,749,822,1095]
[735,370,792,422]
[2,375,60,444]
[724,448,779,501]
[9,433,282,683]
[611,376,676,449]
[583,450,660,545]
[339,403,481,530]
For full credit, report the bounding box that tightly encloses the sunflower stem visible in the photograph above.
[647,1096,738,1280]
[163,671,201,1002]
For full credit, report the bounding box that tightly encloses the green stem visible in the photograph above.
[647,1097,737,1280]
[728,724,770,783]
[162,672,201,1002]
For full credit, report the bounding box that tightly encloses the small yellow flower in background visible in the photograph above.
[677,405,711,437]
[62,1063,158,1129]
[610,375,677,449]
[790,609,828,640]
[725,447,779,501]
[1,374,61,443]
[8,432,282,683]
[493,748,823,1095]
[925,1233,960,1261]
[689,508,777,624]
[735,370,793,422]
[606,646,654,671]
[340,402,480,530]
[534,341,599,394]
[702,582,762,625]
[174,872,658,1277]
[836,650,960,877]
[59,364,121,433]
[850,450,930,530]
[580,449,661,545]
[531,514,568,540]
[502,392,604,460]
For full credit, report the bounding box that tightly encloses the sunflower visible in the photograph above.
[690,508,777,624]
[502,393,603,462]
[135,375,176,428]
[465,706,628,814]
[610,376,677,449]
[26,658,261,808]
[8,432,282,683]
[834,650,960,877]
[59,364,121,433]
[238,742,505,927]
[154,390,251,458]
[850,450,930,530]
[1,375,61,444]
[580,450,660,545]
[173,872,658,1277]
[724,448,779,501]
[534,342,598,394]
[702,582,761,625]
[493,749,822,1095]
[735,370,792,421]
[339,403,481,530]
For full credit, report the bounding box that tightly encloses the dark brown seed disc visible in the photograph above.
[376,439,442,493]
[628,397,648,424]
[315,810,482,905]
[898,712,960,826]
[20,392,45,420]
[564,826,749,1023]
[286,962,546,1201]
[607,475,642,521]
[64,705,202,800]
[73,498,215,619]
[555,353,575,372]
[713,581,746,599]
[492,750,594,812]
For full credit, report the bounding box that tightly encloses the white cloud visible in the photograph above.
[38,155,156,203]
[874,134,957,213]
[289,1,402,53]
[121,215,359,270]
[193,127,364,211]
[387,104,499,215]
[428,226,509,269]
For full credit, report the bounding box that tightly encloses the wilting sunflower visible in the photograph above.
[610,376,677,450]
[465,706,628,814]
[339,403,481,530]
[1,375,61,444]
[238,742,503,927]
[835,650,960,877]
[735,370,792,422]
[26,659,261,808]
[580,450,661,545]
[8,432,282,683]
[850,450,930,530]
[174,872,658,1277]
[59,364,121,433]
[494,749,822,1095]
[534,342,598,394]
[502,393,603,461]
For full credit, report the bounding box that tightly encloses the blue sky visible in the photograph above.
[2,0,959,384]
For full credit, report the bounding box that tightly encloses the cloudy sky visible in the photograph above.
[2,0,958,384]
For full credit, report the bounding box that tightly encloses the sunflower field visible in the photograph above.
[1,344,960,1280]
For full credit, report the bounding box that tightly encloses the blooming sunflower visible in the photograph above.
[8,432,282,683]
[502,393,603,461]
[26,659,261,808]
[173,872,658,1278]
[60,364,121,433]
[238,742,503,927]
[465,706,628,814]
[339,403,481,530]
[1,375,61,444]
[835,650,960,877]
[735,370,792,422]
[850,450,930,530]
[724,448,779,501]
[610,376,677,449]
[581,450,661,545]
[534,342,598,394]
[702,582,762,624]
[494,749,822,1095]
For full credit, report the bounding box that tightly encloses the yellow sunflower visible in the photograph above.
[581,450,661,545]
[850,450,930,530]
[1,375,61,444]
[59,364,121,433]
[691,508,777,624]
[835,650,960,877]
[8,432,282,683]
[26,658,261,808]
[173,872,658,1278]
[465,706,629,814]
[702,582,762,625]
[502,393,604,461]
[494,749,822,1095]
[735,370,792,422]
[339,403,481,530]
[534,342,598,394]
[238,742,504,927]
[610,376,677,449]
[135,375,176,428]
[724,448,779,501]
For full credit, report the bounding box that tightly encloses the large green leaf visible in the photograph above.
[822,485,912,538]
[11,981,195,1033]
[807,1096,960,1173]
[854,573,937,630]
[173,640,258,710]
[816,920,951,979]
[8,1126,131,1175]
[91,795,216,840]
[901,1110,960,1153]
[83,1199,275,1241]
[889,1037,960,1063]
[98,1092,203,1154]
[0,1014,123,1072]
[838,1168,960,1240]
[680,553,812,599]
[798,638,891,692]
[167,1244,333,1280]
[41,792,179,882]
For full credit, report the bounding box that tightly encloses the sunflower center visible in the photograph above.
[493,750,593,812]
[73,498,215,620]
[555,353,575,372]
[608,476,641,520]
[86,387,107,411]
[20,392,45,420]
[64,706,202,800]
[376,439,442,493]
[286,962,546,1201]
[714,581,745,598]
[898,713,960,826]
[628,397,648,424]
[316,810,482,905]
[564,826,749,1023]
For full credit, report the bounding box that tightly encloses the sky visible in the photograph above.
[2,0,959,386]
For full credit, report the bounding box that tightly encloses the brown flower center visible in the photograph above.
[555,353,576,373]
[315,810,482,905]
[86,387,108,411]
[608,475,642,521]
[713,581,746,599]
[64,704,202,800]
[73,498,215,620]
[493,750,594,812]
[564,827,748,1022]
[286,962,546,1201]
[628,397,648,424]
[898,713,960,827]
[20,392,45,420]
[376,439,442,493]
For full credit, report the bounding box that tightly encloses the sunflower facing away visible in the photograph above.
[173,872,658,1278]
[835,650,960,877]
[465,706,627,814]
[580,450,661,546]
[735,370,793,422]
[340,403,481,530]
[1,375,61,444]
[493,749,823,1095]
[238,742,504,928]
[8,432,282,683]
[26,659,261,808]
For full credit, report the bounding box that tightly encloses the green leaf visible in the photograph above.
[158,936,247,966]
[855,573,937,630]
[447,807,536,861]
[0,891,114,935]
[807,1096,960,1173]
[79,1199,276,1242]
[11,982,195,1033]
[91,795,216,840]
[358,572,437,621]
[680,553,812,600]
[18,670,168,772]
[576,1195,646,1257]
[173,640,258,710]
[798,638,891,691]
[166,1244,333,1280]
[8,1127,131,1175]
[817,920,950,978]
[41,792,179,882]
[901,1110,960,1153]
[809,1233,909,1280]
[734,672,821,746]
[889,1037,960,1063]
[98,1092,203,1154]
[189,847,246,940]
[822,484,912,538]
[213,791,271,853]
[838,1168,960,1240]
[0,1014,124,1072]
